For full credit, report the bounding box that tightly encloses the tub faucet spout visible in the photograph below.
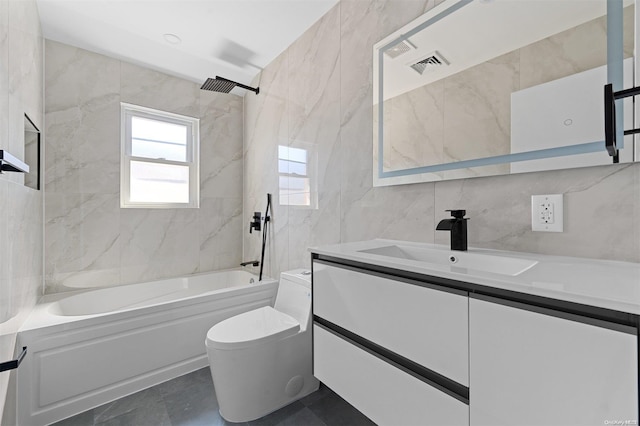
[240,260,259,267]
[436,209,468,251]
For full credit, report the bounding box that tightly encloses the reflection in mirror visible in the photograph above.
[24,114,40,190]
[374,0,636,186]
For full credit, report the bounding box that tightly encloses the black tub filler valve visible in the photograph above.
[249,212,261,233]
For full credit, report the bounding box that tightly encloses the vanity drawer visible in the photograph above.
[313,261,469,386]
[314,324,469,425]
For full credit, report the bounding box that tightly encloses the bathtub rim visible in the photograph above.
[19,268,277,334]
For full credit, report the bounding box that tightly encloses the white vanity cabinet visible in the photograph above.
[469,296,638,426]
[311,254,639,426]
[312,261,470,425]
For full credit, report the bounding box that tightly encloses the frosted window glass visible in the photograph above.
[130,161,189,203]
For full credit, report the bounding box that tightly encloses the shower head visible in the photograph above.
[200,76,259,95]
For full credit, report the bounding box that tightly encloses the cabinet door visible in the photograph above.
[313,261,468,386]
[314,325,469,426]
[470,297,638,426]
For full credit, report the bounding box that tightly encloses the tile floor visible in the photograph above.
[52,368,375,426]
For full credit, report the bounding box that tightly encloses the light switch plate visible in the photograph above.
[531,194,563,232]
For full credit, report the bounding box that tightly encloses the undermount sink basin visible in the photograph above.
[359,245,538,276]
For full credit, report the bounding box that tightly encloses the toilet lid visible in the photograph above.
[206,306,300,350]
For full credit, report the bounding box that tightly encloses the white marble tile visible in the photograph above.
[434,163,640,262]
[45,193,120,290]
[288,4,341,192]
[288,190,341,269]
[44,42,243,292]
[342,179,436,244]
[7,0,40,34]
[1,2,43,423]
[44,41,120,195]
[120,61,199,117]
[244,51,288,204]
[237,0,640,279]
[45,97,120,195]
[199,92,243,199]
[0,0,8,154]
[198,197,243,272]
[44,40,119,114]
[119,208,200,285]
[11,186,42,280]
[243,48,289,279]
[339,0,435,178]
[244,51,288,155]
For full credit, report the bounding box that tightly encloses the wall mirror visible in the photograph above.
[373,0,637,186]
[24,114,40,190]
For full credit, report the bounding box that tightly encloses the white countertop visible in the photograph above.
[309,239,640,316]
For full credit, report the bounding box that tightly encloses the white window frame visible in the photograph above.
[120,103,200,208]
[278,143,317,209]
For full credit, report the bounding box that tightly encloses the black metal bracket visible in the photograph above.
[0,346,27,373]
[0,150,30,173]
[604,83,640,164]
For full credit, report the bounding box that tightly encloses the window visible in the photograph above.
[121,103,199,208]
[278,144,316,208]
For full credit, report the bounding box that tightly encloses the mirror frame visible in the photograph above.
[374,0,632,186]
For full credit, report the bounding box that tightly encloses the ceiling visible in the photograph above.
[36,0,339,94]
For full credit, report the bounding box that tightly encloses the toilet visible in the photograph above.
[205,269,319,422]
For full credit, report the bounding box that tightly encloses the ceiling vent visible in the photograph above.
[409,51,449,75]
[384,39,416,59]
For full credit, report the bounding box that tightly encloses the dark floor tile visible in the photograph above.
[298,384,332,407]
[307,391,375,426]
[163,379,219,426]
[50,409,95,426]
[94,387,164,423]
[203,409,248,426]
[247,401,305,426]
[274,407,326,426]
[95,400,172,426]
[156,368,215,398]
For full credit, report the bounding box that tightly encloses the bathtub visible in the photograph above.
[15,270,278,426]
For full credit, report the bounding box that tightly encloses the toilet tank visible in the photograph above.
[274,269,312,331]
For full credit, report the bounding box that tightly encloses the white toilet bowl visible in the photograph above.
[205,269,319,422]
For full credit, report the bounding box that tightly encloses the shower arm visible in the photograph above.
[218,76,260,95]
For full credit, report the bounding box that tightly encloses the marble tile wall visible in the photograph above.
[0,0,44,423]
[44,40,244,293]
[243,0,640,281]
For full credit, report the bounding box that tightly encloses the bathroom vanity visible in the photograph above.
[310,240,640,425]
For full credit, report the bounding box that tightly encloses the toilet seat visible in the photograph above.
[206,306,300,350]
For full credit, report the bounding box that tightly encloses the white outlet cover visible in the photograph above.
[531,194,563,232]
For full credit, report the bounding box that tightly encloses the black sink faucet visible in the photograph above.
[436,210,468,251]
